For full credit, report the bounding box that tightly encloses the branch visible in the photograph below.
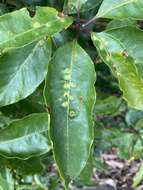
[82,16,96,28]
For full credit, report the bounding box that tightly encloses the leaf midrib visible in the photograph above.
[66,41,76,173]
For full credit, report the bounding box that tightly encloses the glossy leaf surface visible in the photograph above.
[0,113,51,159]
[44,41,96,182]
[0,39,51,107]
[97,0,143,20]
[106,26,143,63]
[0,7,73,52]
[91,29,143,110]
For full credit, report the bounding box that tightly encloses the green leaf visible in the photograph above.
[0,113,51,159]
[0,39,51,107]
[93,158,109,172]
[0,175,13,190]
[0,112,11,129]
[6,0,45,7]
[96,0,143,20]
[0,174,12,190]
[94,96,122,115]
[44,41,96,184]
[112,132,137,159]
[0,166,14,190]
[105,26,143,65]
[64,0,102,14]
[52,31,75,48]
[106,19,137,30]
[132,137,143,159]
[126,109,143,127]
[77,152,94,186]
[7,157,44,175]
[0,7,73,52]
[112,54,143,110]
[134,118,143,129]
[111,130,143,159]
[0,3,7,16]
[133,162,143,187]
[91,30,143,111]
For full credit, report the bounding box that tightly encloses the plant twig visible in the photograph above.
[82,16,96,28]
[76,0,81,39]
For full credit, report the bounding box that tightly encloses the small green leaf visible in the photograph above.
[0,7,73,52]
[44,41,96,184]
[93,158,109,172]
[96,0,143,20]
[112,133,137,159]
[0,112,11,129]
[126,109,143,127]
[0,113,51,159]
[94,96,122,115]
[0,39,51,107]
[64,0,102,14]
[133,162,143,187]
[134,118,143,129]
[7,157,44,175]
